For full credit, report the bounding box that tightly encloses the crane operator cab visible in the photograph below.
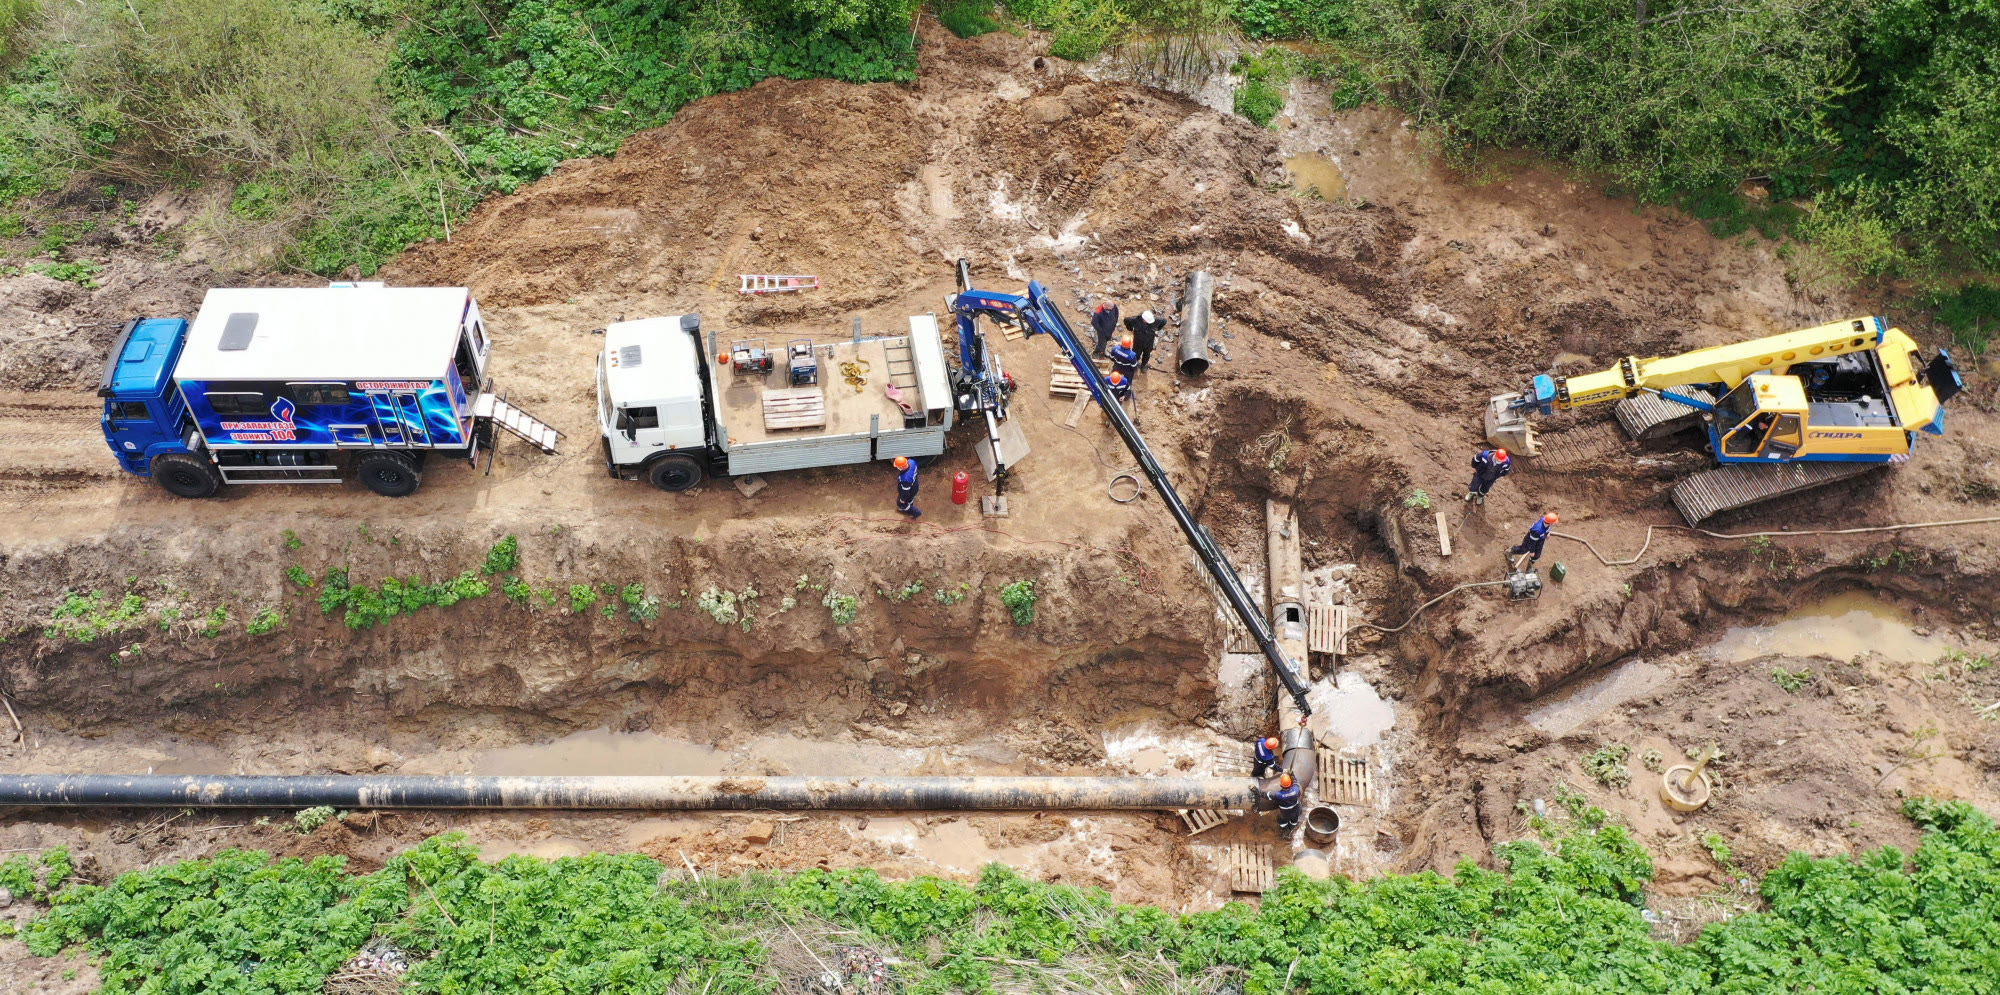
[1706,325,1956,463]
[1713,375,1808,460]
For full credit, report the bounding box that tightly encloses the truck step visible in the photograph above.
[1615,388,1715,441]
[1672,460,1881,524]
[472,394,562,455]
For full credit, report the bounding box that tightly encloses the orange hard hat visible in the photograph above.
[1494,448,1509,461]
[1263,736,1279,751]
[1107,372,1124,383]
[717,352,730,365]
[893,456,910,469]
[1543,512,1559,525]
[1121,334,1133,345]
[1278,773,1293,788]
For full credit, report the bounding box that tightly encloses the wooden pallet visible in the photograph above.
[1223,844,1274,893]
[1048,355,1112,398]
[1316,746,1373,804]
[761,387,828,431]
[1179,809,1229,836]
[1307,604,1349,655]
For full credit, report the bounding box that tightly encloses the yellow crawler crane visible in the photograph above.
[1485,316,1964,523]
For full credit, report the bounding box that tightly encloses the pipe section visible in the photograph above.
[1177,271,1213,377]
[0,775,1260,811]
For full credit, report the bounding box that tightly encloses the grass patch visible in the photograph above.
[938,0,1001,37]
[13,799,2000,993]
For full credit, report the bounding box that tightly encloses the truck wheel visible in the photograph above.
[648,454,704,492]
[151,453,220,498]
[358,451,422,497]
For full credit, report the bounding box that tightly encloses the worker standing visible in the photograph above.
[1466,448,1512,505]
[1123,309,1164,372]
[1250,735,1282,779]
[1091,300,1121,357]
[893,456,921,518]
[1509,512,1558,564]
[1271,772,1302,832]
[1108,335,1139,383]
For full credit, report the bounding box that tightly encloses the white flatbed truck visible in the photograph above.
[597,313,956,490]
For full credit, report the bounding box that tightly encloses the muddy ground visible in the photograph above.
[0,19,1998,942]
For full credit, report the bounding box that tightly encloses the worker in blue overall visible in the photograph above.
[1104,371,1132,403]
[1509,512,1558,564]
[1091,301,1121,357]
[1251,735,1282,778]
[1466,448,1511,505]
[1271,772,1302,831]
[1108,334,1140,383]
[893,456,920,518]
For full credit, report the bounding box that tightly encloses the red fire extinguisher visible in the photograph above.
[951,470,970,505]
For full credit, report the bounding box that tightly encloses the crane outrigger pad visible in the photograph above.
[1672,460,1880,524]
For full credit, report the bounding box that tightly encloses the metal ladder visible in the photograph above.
[473,393,562,454]
[738,274,819,295]
[881,338,920,393]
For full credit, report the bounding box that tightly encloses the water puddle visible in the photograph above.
[1284,154,1347,201]
[1099,711,1221,775]
[1308,671,1395,746]
[1526,659,1673,737]
[854,816,1054,874]
[1710,591,1949,665]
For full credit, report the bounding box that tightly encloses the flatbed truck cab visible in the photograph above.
[98,284,560,498]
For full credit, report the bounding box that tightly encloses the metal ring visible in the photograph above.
[1108,473,1142,503]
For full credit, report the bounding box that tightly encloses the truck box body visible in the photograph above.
[170,286,487,451]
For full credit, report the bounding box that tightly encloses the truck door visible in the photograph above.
[103,399,162,469]
[369,391,430,448]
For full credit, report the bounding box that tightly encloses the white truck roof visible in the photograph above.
[603,316,704,406]
[172,286,472,382]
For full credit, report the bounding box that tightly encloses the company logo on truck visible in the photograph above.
[356,381,432,390]
[220,396,297,442]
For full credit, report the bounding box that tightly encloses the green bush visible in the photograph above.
[43,590,146,643]
[1930,282,2000,354]
[567,583,599,614]
[19,800,2000,994]
[999,579,1036,625]
[481,534,519,576]
[1580,742,1633,788]
[939,0,1001,36]
[244,606,284,636]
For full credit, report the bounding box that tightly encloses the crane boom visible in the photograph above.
[948,261,1314,718]
[1536,316,1895,412]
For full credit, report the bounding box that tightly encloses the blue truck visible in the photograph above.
[98,283,560,498]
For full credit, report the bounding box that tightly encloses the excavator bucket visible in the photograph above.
[1484,394,1540,456]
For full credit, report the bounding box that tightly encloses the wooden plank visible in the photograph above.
[1436,511,1452,556]
[1064,392,1091,427]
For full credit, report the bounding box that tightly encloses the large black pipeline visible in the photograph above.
[1176,271,1213,377]
[0,775,1261,811]
[1009,274,1314,718]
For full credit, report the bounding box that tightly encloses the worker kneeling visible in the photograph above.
[1105,371,1132,402]
[1251,736,1281,779]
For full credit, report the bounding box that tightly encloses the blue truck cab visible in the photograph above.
[98,318,194,477]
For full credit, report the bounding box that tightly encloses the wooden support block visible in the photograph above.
[1316,745,1374,804]
[760,387,827,430]
[1223,844,1275,893]
[1064,391,1091,427]
[1436,510,1452,556]
[1179,809,1229,836]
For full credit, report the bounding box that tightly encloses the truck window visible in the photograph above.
[454,334,479,388]
[110,401,150,421]
[289,384,351,406]
[206,392,266,415]
[624,406,659,429]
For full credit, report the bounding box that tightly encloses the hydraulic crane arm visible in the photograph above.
[949,260,1314,717]
[1509,316,1893,415]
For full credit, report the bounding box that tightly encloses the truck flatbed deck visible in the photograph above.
[716,337,917,446]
